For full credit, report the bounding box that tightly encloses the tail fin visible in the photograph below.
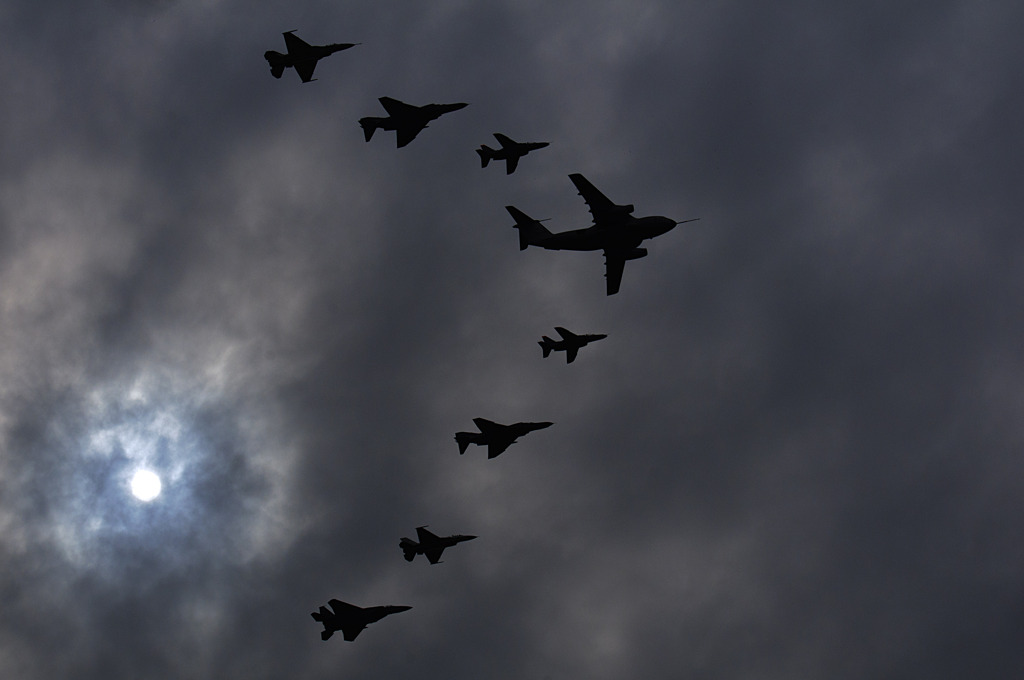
[539,337,554,358]
[506,206,554,251]
[476,146,494,168]
[455,432,472,455]
[358,117,380,142]
[264,51,286,79]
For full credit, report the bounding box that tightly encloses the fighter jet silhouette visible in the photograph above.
[359,97,468,148]
[455,418,553,459]
[476,133,549,174]
[507,173,699,295]
[311,599,411,641]
[539,327,607,363]
[400,526,477,564]
[264,31,358,83]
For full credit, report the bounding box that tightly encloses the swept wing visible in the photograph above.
[603,250,628,296]
[282,30,312,53]
[568,173,634,226]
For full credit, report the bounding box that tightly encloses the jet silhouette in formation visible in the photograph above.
[476,133,549,174]
[507,173,699,295]
[400,526,477,564]
[539,327,607,363]
[359,97,469,148]
[264,31,358,83]
[311,599,412,641]
[455,418,553,459]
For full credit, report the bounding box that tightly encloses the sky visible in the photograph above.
[1,1,1023,678]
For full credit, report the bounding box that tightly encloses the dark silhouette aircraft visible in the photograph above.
[476,133,549,174]
[359,97,468,148]
[507,173,699,295]
[400,526,476,564]
[264,31,358,83]
[455,418,553,459]
[539,327,607,363]
[311,599,411,641]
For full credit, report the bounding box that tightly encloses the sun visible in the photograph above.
[130,469,163,502]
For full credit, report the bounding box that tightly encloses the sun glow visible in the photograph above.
[130,469,162,502]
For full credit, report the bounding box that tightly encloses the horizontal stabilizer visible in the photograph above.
[476,146,493,167]
[358,117,379,142]
[506,206,553,250]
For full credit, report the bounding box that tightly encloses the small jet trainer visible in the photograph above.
[311,599,412,641]
[455,418,553,459]
[264,31,358,83]
[400,526,477,564]
[476,133,549,174]
[359,97,468,148]
[539,327,607,363]
[507,173,699,295]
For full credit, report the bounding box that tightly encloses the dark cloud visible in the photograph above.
[1,1,1023,678]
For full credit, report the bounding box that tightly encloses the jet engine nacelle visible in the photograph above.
[623,247,648,261]
[609,204,635,216]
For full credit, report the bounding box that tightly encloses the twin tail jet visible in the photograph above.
[539,327,607,363]
[311,599,412,641]
[507,173,699,295]
[455,418,553,459]
[264,31,358,83]
[359,97,469,148]
[400,526,477,564]
[476,133,549,174]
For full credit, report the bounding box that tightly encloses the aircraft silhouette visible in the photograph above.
[311,599,412,641]
[400,526,477,564]
[264,31,358,83]
[359,97,468,148]
[455,418,553,459]
[476,133,549,174]
[507,173,699,295]
[539,327,607,363]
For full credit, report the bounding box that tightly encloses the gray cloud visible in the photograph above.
[1,1,1023,678]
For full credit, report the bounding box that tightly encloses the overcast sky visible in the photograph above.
[2,1,1023,678]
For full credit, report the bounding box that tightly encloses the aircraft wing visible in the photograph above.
[379,96,416,117]
[505,155,520,174]
[472,417,502,435]
[294,59,318,83]
[603,250,627,296]
[341,625,365,641]
[566,347,579,363]
[493,132,516,148]
[486,441,511,459]
[415,526,439,543]
[569,173,631,225]
[554,327,577,340]
[395,123,427,148]
[283,31,312,54]
[424,547,445,564]
[328,599,359,616]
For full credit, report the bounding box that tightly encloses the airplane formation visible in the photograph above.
[259,30,699,644]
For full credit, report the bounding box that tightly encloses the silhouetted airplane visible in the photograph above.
[476,133,549,174]
[264,31,358,83]
[539,327,607,363]
[311,599,411,641]
[507,173,699,295]
[400,526,476,564]
[359,97,468,148]
[455,418,553,459]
